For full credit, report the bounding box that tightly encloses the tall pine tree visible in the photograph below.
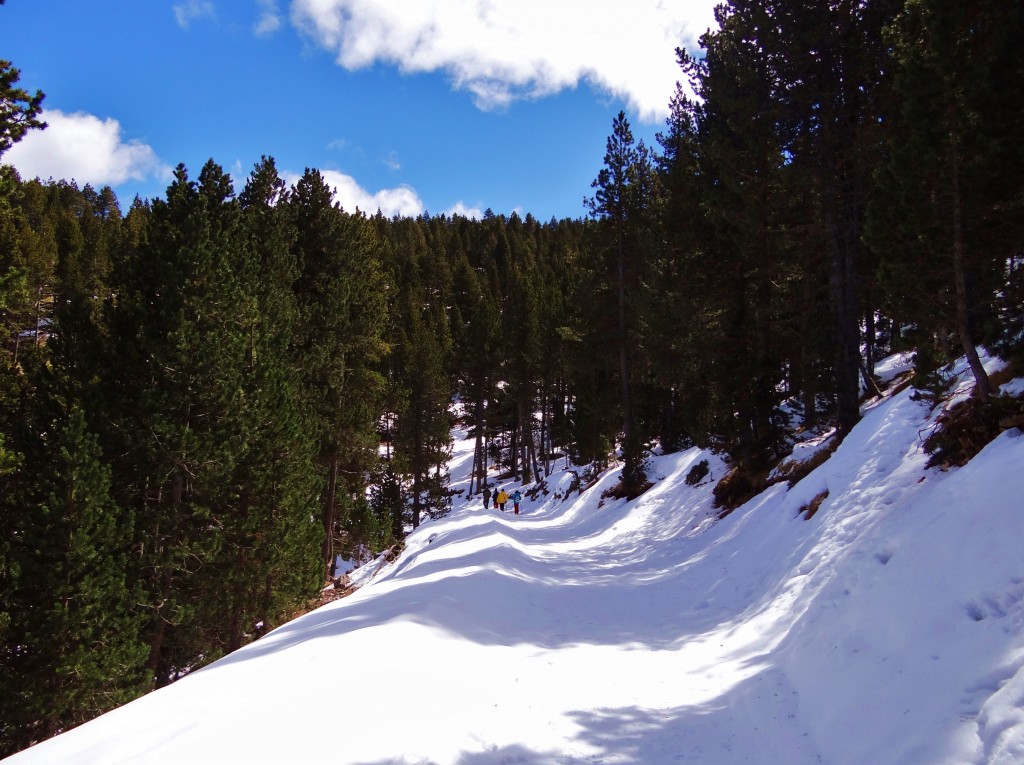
[584,112,657,498]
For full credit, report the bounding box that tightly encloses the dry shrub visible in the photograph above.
[603,479,654,501]
[773,439,838,488]
[988,364,1018,390]
[799,490,830,520]
[713,465,771,516]
[685,459,710,486]
[924,393,1023,469]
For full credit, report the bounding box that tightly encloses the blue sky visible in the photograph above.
[1,0,717,220]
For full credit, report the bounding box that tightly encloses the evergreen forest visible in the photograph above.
[2,0,1023,755]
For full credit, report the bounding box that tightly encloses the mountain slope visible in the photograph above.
[7,361,1024,765]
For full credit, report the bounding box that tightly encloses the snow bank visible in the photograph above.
[7,365,1024,765]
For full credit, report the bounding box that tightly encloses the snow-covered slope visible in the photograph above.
[8,363,1024,764]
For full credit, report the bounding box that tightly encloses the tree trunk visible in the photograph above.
[411,470,421,529]
[147,613,167,689]
[321,457,338,579]
[538,380,548,476]
[824,173,862,438]
[483,420,490,489]
[616,224,640,494]
[948,112,992,402]
[518,397,532,482]
[860,309,883,398]
[864,308,876,377]
[471,383,486,493]
[529,417,541,484]
[257,573,274,639]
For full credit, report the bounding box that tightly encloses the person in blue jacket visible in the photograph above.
[512,488,522,514]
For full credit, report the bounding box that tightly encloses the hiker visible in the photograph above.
[512,488,522,514]
[482,485,491,509]
[496,487,509,512]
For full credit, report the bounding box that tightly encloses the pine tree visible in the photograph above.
[669,7,799,470]
[768,0,900,435]
[0,51,45,158]
[653,83,712,450]
[393,289,454,528]
[288,169,389,577]
[505,261,543,482]
[452,251,500,494]
[2,406,146,753]
[584,112,657,498]
[870,0,1024,395]
[100,161,263,683]
[206,156,323,648]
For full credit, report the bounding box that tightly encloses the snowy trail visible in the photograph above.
[8,365,1024,764]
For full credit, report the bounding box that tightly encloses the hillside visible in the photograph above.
[7,354,1024,765]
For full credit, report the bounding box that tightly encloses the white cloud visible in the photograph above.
[445,201,483,220]
[229,159,247,190]
[3,110,172,188]
[284,169,425,217]
[382,150,401,171]
[174,0,216,29]
[289,0,718,122]
[254,0,282,36]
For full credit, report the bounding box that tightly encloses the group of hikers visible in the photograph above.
[482,485,523,514]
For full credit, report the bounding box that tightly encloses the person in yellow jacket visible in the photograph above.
[495,488,509,512]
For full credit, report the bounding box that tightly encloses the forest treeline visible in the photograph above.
[2,0,1023,755]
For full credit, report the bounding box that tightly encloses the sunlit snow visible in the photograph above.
[8,354,1024,765]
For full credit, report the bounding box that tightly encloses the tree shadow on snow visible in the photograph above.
[211,474,800,673]
[213,521,752,670]
[350,667,824,765]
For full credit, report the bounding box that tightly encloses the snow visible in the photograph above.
[7,358,1024,765]
[873,349,915,384]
